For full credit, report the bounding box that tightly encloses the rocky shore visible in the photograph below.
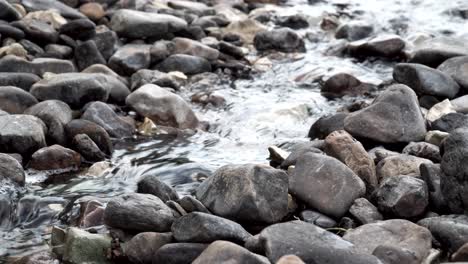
[1,0,468,263]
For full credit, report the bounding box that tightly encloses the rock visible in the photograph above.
[418,215,468,253]
[131,69,180,91]
[344,84,426,143]
[376,154,432,180]
[0,0,22,21]
[393,63,460,98]
[179,196,211,214]
[30,73,110,108]
[83,64,128,87]
[196,164,288,224]
[74,40,106,71]
[20,0,85,19]
[156,54,211,75]
[425,130,449,146]
[110,9,187,39]
[172,212,252,244]
[173,37,219,61]
[0,86,38,114]
[426,99,456,123]
[79,3,105,22]
[193,241,270,264]
[276,255,306,264]
[432,113,468,132]
[335,21,374,41]
[20,39,44,56]
[252,220,381,264]
[45,44,73,59]
[343,219,432,264]
[29,145,80,171]
[0,55,75,76]
[402,142,441,163]
[60,18,95,41]
[109,44,151,76]
[11,19,58,45]
[409,37,468,67]
[22,10,67,30]
[153,243,208,264]
[24,100,72,145]
[308,113,347,139]
[93,25,119,61]
[168,0,213,15]
[137,175,179,202]
[452,242,468,262]
[280,142,323,168]
[0,24,24,40]
[254,28,305,52]
[451,95,468,113]
[63,227,111,264]
[126,84,199,129]
[289,152,365,218]
[349,198,383,224]
[123,232,172,264]
[348,34,405,57]
[298,210,337,228]
[0,73,40,91]
[0,115,46,156]
[374,175,429,218]
[71,134,106,162]
[104,193,175,232]
[0,43,28,58]
[82,102,134,138]
[0,153,25,185]
[65,119,112,155]
[77,200,105,228]
[420,163,446,213]
[324,130,377,193]
[320,73,373,99]
[437,55,468,91]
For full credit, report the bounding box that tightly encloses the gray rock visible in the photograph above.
[320,73,374,99]
[110,9,187,39]
[335,21,374,41]
[402,142,441,162]
[156,54,211,75]
[437,55,468,90]
[374,175,429,218]
[254,28,305,52]
[109,44,151,76]
[0,115,47,156]
[349,198,383,224]
[29,145,81,171]
[21,0,86,19]
[0,86,38,114]
[376,154,432,180]
[0,0,22,21]
[308,113,347,139]
[126,84,199,129]
[0,73,40,92]
[82,102,134,138]
[172,212,252,244]
[11,19,58,44]
[153,243,208,264]
[104,193,175,232]
[59,19,96,41]
[173,37,219,61]
[74,40,106,71]
[418,215,468,253]
[344,84,427,143]
[343,219,432,264]
[193,241,270,264]
[137,175,179,202]
[409,37,468,67]
[30,73,110,108]
[24,100,72,145]
[196,164,289,224]
[124,232,173,264]
[432,113,468,132]
[93,25,119,61]
[289,152,365,218]
[298,210,337,228]
[45,44,73,59]
[131,69,180,91]
[179,196,211,214]
[168,0,213,16]
[348,34,405,57]
[71,134,106,162]
[65,119,112,155]
[0,153,25,185]
[0,55,76,76]
[393,63,460,98]
[420,163,446,213]
[0,23,25,40]
[63,227,111,264]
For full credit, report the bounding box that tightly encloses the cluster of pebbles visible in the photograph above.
[2,0,468,263]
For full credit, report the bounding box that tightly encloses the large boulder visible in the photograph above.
[30,73,110,108]
[29,145,81,171]
[418,215,468,253]
[193,241,270,264]
[343,219,432,264]
[0,86,38,114]
[81,102,134,138]
[254,28,305,52]
[289,152,365,218]
[393,63,460,98]
[110,9,187,39]
[0,153,25,185]
[344,84,426,143]
[172,212,252,244]
[0,115,47,156]
[104,193,175,232]
[126,84,199,129]
[196,164,288,224]
[0,55,75,76]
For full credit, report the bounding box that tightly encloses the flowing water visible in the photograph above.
[1,0,468,261]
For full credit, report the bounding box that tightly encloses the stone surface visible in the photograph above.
[156,54,212,75]
[131,69,180,91]
[65,119,112,155]
[21,0,86,19]
[0,115,47,156]
[437,55,468,90]
[0,153,25,185]
[192,241,270,264]
[0,55,75,76]
[153,243,208,264]
[29,145,81,171]
[72,134,106,162]
[174,37,219,61]
[0,86,38,114]
[0,0,21,21]
[344,84,426,143]
[254,28,305,52]
[376,154,432,180]
[432,113,468,133]
[81,102,134,138]
[308,113,347,139]
[402,142,441,162]
[349,198,383,224]
[196,164,288,224]
[137,175,179,203]
[420,163,446,213]
[426,99,456,123]
[320,73,373,99]
[109,44,151,76]
[123,232,172,264]
[0,73,40,91]
[289,152,365,218]
[74,40,106,71]
[348,34,405,57]
[298,210,337,228]
[418,215,468,253]
[335,21,373,41]
[409,37,468,67]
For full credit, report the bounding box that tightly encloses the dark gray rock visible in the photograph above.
[344,84,426,143]
[153,243,208,264]
[409,37,468,67]
[348,34,405,57]
[393,63,460,98]
[418,215,468,253]
[137,175,179,202]
[0,73,40,92]
[81,102,134,138]
[104,193,175,232]
[178,196,211,214]
[298,210,337,228]
[156,54,211,75]
[29,145,81,171]
[280,141,323,168]
[109,44,151,76]
[93,25,119,61]
[11,19,58,45]
[131,69,180,91]
[193,241,270,264]
[173,37,219,61]
[0,86,38,114]
[20,0,86,19]
[0,55,76,76]
[432,113,468,132]
[24,100,72,145]
[289,152,365,218]
[172,212,252,244]
[402,142,441,162]
[376,154,432,180]
[0,0,22,21]
[374,175,429,218]
[277,14,309,29]
[254,28,305,52]
[349,198,383,224]
[150,40,172,63]
[0,115,47,156]
[65,119,112,155]
[74,40,106,71]
[45,44,73,59]
[196,164,288,224]
[59,19,96,40]
[308,113,347,139]
[420,163,446,213]
[335,21,374,41]
[437,55,468,93]
[124,232,173,264]
[0,24,25,39]
[0,153,25,185]
[321,73,373,99]
[71,134,106,162]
